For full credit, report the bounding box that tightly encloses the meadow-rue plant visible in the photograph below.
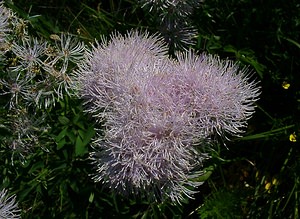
[1,33,85,109]
[11,37,47,73]
[74,30,260,202]
[5,107,50,156]
[140,0,201,51]
[0,0,298,217]
[0,2,13,57]
[42,33,86,99]
[45,33,86,73]
[74,30,206,202]
[141,0,201,17]
[0,189,20,219]
[159,18,198,52]
[173,51,261,138]
[0,2,10,42]
[0,3,85,158]
[0,71,33,110]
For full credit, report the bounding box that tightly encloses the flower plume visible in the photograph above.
[0,189,20,219]
[140,0,202,51]
[73,30,260,202]
[173,51,261,137]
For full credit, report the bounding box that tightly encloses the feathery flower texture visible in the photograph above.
[0,2,11,54]
[0,2,10,35]
[0,189,20,219]
[140,0,202,51]
[74,30,260,202]
[0,1,85,157]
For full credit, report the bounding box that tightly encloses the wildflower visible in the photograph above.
[0,3,10,38]
[282,81,290,89]
[75,30,260,202]
[42,65,73,99]
[0,3,12,55]
[10,14,29,41]
[73,30,168,118]
[0,189,21,219]
[173,51,261,137]
[141,0,202,17]
[289,132,297,142]
[38,34,85,99]
[159,18,197,51]
[48,33,85,72]
[26,77,56,109]
[11,37,47,74]
[0,2,29,43]
[0,71,34,109]
[0,106,50,162]
[12,108,48,148]
[75,30,205,201]
[140,0,201,51]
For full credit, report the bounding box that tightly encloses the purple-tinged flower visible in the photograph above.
[74,30,260,202]
[0,72,34,109]
[74,30,207,202]
[172,51,261,137]
[47,33,85,71]
[0,189,20,219]
[11,37,47,74]
[73,30,169,119]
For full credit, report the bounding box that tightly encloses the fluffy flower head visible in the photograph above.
[74,30,260,202]
[172,51,261,137]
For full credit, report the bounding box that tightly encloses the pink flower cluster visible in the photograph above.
[74,30,260,202]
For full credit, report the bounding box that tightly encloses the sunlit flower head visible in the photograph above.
[73,30,169,118]
[173,51,261,137]
[75,30,207,201]
[75,30,260,202]
[0,189,20,219]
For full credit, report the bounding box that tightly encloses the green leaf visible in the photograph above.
[75,135,88,157]
[58,116,70,125]
[57,138,67,150]
[28,161,44,174]
[55,127,68,142]
[89,192,94,203]
[67,130,76,144]
[81,126,95,147]
[281,36,300,49]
